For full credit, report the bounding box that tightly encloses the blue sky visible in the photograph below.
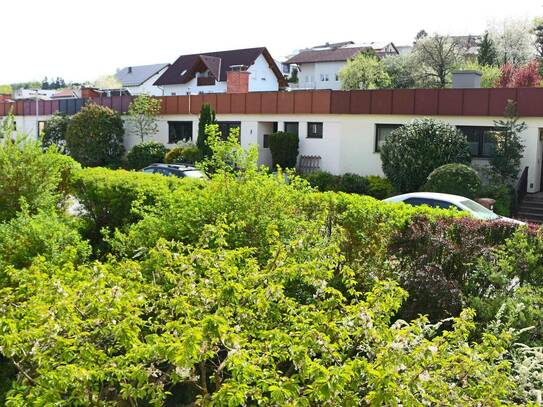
[1,0,541,83]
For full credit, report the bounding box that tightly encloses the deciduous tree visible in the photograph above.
[414,35,463,88]
[339,53,391,90]
[127,94,162,143]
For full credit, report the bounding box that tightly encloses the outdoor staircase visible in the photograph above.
[516,193,543,224]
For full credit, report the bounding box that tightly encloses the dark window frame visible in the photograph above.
[456,126,500,158]
[284,121,299,136]
[307,122,323,139]
[168,121,193,144]
[375,123,402,152]
[217,121,241,140]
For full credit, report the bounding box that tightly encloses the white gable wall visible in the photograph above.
[297,61,345,90]
[125,66,169,96]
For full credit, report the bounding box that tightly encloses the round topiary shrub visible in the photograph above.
[65,103,125,167]
[422,163,481,199]
[269,131,299,169]
[126,142,167,170]
[164,145,202,164]
[365,175,394,199]
[380,119,471,193]
[337,173,368,194]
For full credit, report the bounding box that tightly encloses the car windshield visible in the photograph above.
[183,170,205,179]
[460,199,500,220]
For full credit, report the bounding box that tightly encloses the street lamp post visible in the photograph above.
[30,89,47,140]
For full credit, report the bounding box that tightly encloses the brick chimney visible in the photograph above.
[80,87,100,99]
[227,70,250,93]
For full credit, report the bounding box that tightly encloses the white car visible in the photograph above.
[383,192,524,225]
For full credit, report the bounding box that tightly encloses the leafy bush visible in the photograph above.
[0,210,90,270]
[423,163,481,199]
[164,145,202,164]
[126,141,167,170]
[366,175,394,199]
[337,173,368,194]
[0,135,80,222]
[41,111,70,153]
[381,118,472,192]
[269,131,299,169]
[480,183,514,216]
[65,103,125,167]
[302,170,339,191]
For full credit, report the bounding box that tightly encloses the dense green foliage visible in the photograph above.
[0,132,542,405]
[339,53,391,90]
[480,183,514,216]
[268,131,299,169]
[65,103,125,167]
[41,111,70,153]
[126,141,167,170]
[303,171,393,198]
[197,104,217,158]
[164,145,202,164]
[423,163,482,199]
[381,119,472,193]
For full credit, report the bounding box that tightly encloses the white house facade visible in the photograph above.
[115,63,170,96]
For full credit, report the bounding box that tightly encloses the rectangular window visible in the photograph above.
[335,73,339,81]
[284,122,299,136]
[320,74,329,82]
[217,121,241,139]
[457,126,498,158]
[307,122,323,139]
[375,124,402,152]
[168,121,193,144]
[263,134,270,148]
[272,122,278,133]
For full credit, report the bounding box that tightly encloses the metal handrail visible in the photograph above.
[515,166,529,210]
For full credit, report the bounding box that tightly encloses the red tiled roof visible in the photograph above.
[285,47,367,64]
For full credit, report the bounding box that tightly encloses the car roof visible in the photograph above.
[387,192,469,204]
[147,163,198,170]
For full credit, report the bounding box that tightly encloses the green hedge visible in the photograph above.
[269,131,299,169]
[164,145,202,164]
[302,171,394,199]
[126,141,168,170]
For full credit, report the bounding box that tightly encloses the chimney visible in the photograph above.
[227,70,250,94]
[452,70,482,88]
[128,67,132,74]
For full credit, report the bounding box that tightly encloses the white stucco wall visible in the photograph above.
[11,111,543,193]
[297,61,345,90]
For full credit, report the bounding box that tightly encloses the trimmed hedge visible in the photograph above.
[269,131,299,169]
[302,171,393,199]
[423,163,481,199]
[164,145,202,164]
[126,141,167,170]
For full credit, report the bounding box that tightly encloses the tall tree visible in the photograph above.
[477,32,498,66]
[197,104,217,158]
[488,18,532,66]
[339,53,391,90]
[415,35,463,88]
[415,29,428,43]
[127,94,162,143]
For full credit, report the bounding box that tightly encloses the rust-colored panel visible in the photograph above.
[230,93,246,113]
[190,95,204,114]
[349,91,371,113]
[111,96,123,112]
[42,101,52,116]
[312,90,331,113]
[294,91,312,113]
[16,101,24,116]
[203,94,218,111]
[462,89,489,116]
[261,92,277,113]
[330,91,350,113]
[371,90,393,114]
[121,96,133,113]
[438,89,463,116]
[24,101,32,116]
[0,103,5,116]
[216,94,231,113]
[414,89,438,115]
[51,100,60,114]
[165,96,178,114]
[488,88,517,116]
[516,88,543,117]
[177,96,189,114]
[277,92,294,114]
[392,89,415,114]
[246,93,262,114]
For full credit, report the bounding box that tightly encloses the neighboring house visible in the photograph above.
[51,89,79,99]
[452,35,481,60]
[0,94,12,102]
[154,47,287,95]
[285,42,399,90]
[13,89,56,100]
[396,45,414,55]
[115,63,170,96]
[51,87,102,100]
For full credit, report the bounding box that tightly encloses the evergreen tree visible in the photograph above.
[197,103,217,158]
[42,77,49,90]
[477,32,498,66]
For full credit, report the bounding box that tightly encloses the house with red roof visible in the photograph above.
[154,47,287,96]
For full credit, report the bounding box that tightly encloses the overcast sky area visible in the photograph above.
[1,0,541,84]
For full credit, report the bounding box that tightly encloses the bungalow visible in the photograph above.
[285,41,399,90]
[154,47,287,95]
[115,63,170,96]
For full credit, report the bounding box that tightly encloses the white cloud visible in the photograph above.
[0,0,541,83]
